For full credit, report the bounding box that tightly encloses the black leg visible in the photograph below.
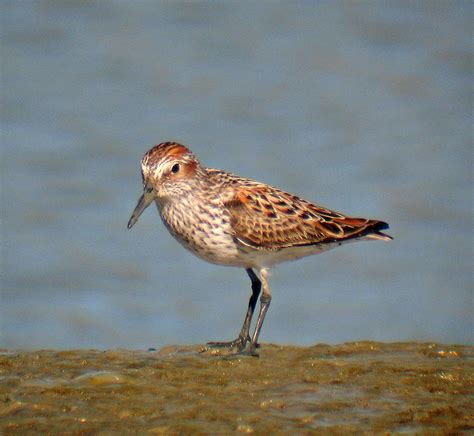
[237,268,262,343]
[246,268,271,357]
[206,268,261,351]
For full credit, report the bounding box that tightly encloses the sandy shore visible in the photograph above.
[1,342,473,434]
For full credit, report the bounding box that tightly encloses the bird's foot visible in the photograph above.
[203,338,261,358]
[237,343,259,357]
[205,335,250,352]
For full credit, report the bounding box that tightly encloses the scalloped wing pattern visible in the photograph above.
[224,185,390,250]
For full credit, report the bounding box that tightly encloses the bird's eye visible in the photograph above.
[171,163,180,174]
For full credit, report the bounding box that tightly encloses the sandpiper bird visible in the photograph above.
[128,142,392,356]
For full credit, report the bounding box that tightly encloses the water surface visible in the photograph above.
[1,2,472,349]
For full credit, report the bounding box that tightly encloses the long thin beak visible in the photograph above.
[127,190,154,229]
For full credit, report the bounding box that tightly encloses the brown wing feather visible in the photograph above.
[225,185,391,250]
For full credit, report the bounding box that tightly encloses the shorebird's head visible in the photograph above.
[127,142,203,229]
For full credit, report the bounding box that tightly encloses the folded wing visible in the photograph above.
[225,185,392,250]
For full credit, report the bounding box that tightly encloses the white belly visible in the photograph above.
[235,241,340,269]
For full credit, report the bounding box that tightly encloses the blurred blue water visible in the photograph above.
[1,1,472,349]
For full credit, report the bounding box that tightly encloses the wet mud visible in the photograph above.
[1,342,473,434]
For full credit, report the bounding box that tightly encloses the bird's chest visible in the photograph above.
[156,197,240,264]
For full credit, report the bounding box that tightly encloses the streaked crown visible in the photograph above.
[141,142,194,167]
[140,142,205,198]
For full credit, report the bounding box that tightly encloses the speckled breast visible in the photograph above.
[155,199,244,266]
